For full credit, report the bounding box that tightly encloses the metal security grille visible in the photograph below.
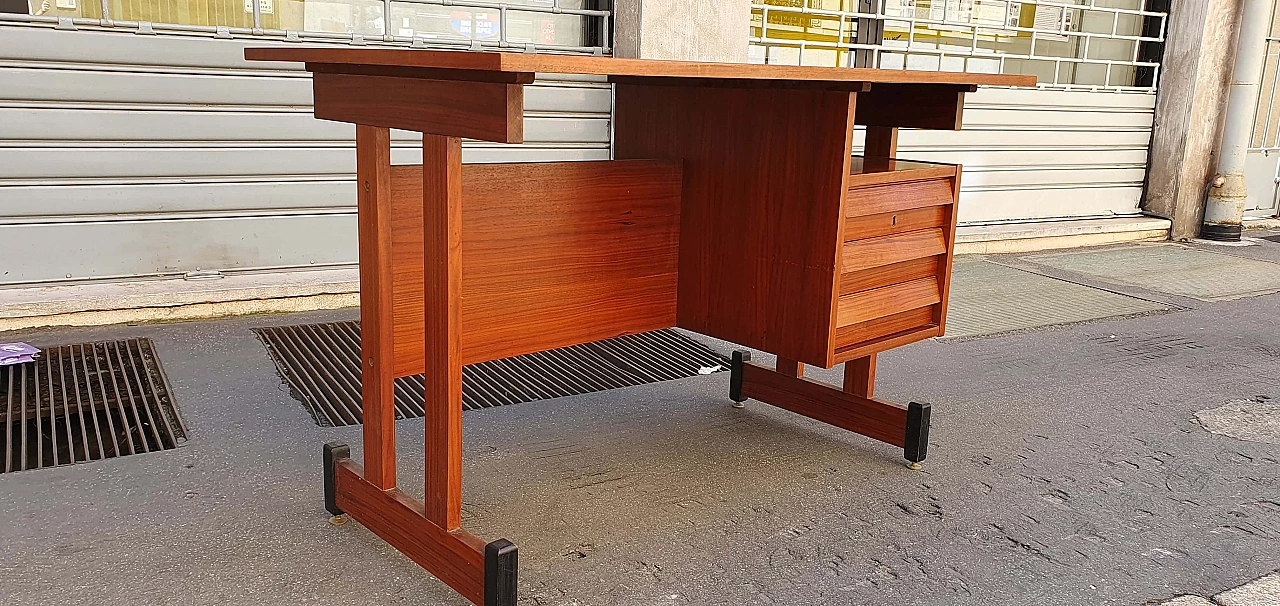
[0,0,610,55]
[750,0,1168,92]
[256,322,730,427]
[1,338,186,474]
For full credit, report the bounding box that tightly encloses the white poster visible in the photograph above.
[243,0,273,14]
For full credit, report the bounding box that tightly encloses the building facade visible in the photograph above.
[3,0,1255,322]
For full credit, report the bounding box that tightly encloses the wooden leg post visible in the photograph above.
[325,128,517,606]
[864,125,899,158]
[843,354,876,398]
[356,125,397,490]
[422,133,465,532]
[776,357,804,378]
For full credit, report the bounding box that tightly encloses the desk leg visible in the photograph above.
[421,133,464,532]
[322,131,517,606]
[356,125,397,491]
[843,354,875,398]
[730,350,930,467]
[864,125,898,158]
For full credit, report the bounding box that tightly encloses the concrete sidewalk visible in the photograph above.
[1,238,1278,606]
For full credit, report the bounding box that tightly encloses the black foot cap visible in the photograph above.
[729,350,751,403]
[323,442,350,516]
[904,402,931,463]
[484,539,518,606]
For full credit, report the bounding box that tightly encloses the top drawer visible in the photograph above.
[846,178,954,218]
[843,157,958,243]
[845,158,957,212]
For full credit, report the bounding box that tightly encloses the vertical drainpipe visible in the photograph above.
[1202,0,1271,241]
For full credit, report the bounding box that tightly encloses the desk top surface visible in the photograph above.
[245,48,1037,88]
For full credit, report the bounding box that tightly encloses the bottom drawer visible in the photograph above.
[833,305,936,351]
[836,276,940,326]
[830,276,942,361]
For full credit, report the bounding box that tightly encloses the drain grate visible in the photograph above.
[1,338,186,474]
[255,322,730,427]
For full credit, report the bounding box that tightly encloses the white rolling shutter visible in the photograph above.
[858,87,1155,226]
[0,24,611,285]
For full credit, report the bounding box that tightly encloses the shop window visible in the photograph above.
[751,0,1160,90]
[13,0,589,48]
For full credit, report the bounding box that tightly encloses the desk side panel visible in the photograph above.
[390,160,682,375]
[614,84,853,367]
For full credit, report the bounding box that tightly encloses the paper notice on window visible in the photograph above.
[884,0,986,24]
[1032,5,1072,41]
[973,0,1015,26]
[243,0,272,14]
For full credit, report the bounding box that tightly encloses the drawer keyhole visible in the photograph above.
[892,215,898,226]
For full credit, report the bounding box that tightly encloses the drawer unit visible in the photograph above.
[675,155,960,369]
[830,157,960,364]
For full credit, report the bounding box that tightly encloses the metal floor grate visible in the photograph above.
[255,322,730,427]
[1,338,186,474]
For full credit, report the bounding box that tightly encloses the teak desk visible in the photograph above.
[245,47,1035,606]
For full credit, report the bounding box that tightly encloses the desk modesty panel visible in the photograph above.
[246,47,1034,606]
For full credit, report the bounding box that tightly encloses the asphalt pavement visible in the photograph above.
[1,237,1278,606]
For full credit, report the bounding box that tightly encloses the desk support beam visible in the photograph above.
[732,351,930,466]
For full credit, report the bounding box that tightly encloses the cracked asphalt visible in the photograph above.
[1,240,1278,605]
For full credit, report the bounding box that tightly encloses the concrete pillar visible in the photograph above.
[613,0,751,63]
[1142,0,1245,240]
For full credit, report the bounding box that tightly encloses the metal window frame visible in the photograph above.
[0,0,611,55]
[1250,35,1280,154]
[1249,0,1280,154]
[750,0,1167,93]
[1244,1,1280,216]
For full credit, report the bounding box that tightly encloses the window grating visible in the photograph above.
[1,338,187,474]
[0,0,611,56]
[750,0,1168,92]
[255,322,731,427]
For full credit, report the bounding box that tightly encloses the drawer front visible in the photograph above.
[836,276,941,327]
[834,226,949,356]
[846,178,954,218]
[834,306,935,349]
[844,204,948,242]
[840,255,941,297]
[841,228,946,274]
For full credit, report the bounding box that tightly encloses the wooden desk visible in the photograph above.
[245,48,1035,606]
